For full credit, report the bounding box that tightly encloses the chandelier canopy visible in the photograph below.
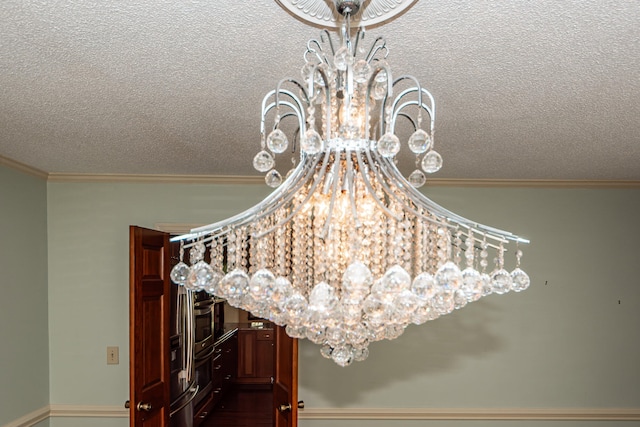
[170,1,530,367]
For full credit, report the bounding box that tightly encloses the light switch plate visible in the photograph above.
[107,346,119,365]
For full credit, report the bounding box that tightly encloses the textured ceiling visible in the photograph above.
[1,1,639,180]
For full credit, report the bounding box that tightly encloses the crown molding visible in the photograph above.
[45,173,640,188]
[0,154,636,188]
[423,178,640,189]
[46,173,266,184]
[0,155,48,180]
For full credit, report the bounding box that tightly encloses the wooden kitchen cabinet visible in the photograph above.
[194,329,238,426]
[236,327,274,385]
[211,330,238,406]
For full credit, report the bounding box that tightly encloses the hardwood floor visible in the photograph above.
[200,387,273,427]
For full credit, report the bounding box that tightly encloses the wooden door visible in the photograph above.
[273,326,298,427]
[129,226,171,427]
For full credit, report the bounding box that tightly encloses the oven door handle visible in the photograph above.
[169,383,199,418]
[194,345,216,362]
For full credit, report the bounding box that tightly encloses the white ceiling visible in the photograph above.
[1,1,639,180]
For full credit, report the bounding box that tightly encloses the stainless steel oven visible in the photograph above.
[194,294,214,355]
[193,344,214,409]
[192,292,215,412]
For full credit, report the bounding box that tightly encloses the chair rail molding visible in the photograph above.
[299,407,640,421]
[2,406,49,427]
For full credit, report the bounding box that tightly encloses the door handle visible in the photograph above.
[279,400,304,412]
[278,403,292,412]
[124,400,130,409]
[137,402,153,412]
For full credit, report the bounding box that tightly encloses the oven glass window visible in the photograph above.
[194,312,212,343]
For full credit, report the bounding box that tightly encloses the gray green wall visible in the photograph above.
[45,181,640,426]
[46,181,272,412]
[3,166,640,426]
[0,165,49,426]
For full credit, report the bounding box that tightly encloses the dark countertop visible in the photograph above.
[227,321,274,331]
[214,322,274,346]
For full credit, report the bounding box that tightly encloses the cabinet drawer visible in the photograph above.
[256,329,274,341]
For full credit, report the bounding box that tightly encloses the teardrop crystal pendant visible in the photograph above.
[491,269,513,294]
[333,46,354,71]
[265,169,283,188]
[353,59,371,83]
[301,129,323,154]
[422,150,443,173]
[170,262,190,285]
[408,129,431,154]
[374,61,388,82]
[187,260,215,290]
[511,268,531,292]
[253,150,275,172]
[267,129,289,154]
[408,169,426,188]
[377,133,401,157]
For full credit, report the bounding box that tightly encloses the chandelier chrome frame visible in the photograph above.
[170,2,530,367]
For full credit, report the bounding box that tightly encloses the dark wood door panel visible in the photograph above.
[273,326,297,427]
[130,226,171,427]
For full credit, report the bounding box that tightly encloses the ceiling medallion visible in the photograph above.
[171,0,530,367]
[275,0,418,28]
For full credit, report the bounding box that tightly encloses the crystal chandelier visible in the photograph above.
[170,0,530,367]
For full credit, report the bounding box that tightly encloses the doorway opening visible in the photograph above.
[129,226,299,427]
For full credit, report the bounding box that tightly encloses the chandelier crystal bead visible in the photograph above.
[170,4,531,366]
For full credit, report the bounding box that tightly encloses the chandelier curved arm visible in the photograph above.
[260,91,306,139]
[178,163,315,247]
[307,65,333,139]
[319,29,336,56]
[364,62,393,139]
[173,156,317,244]
[345,150,361,227]
[320,148,344,239]
[377,154,530,244]
[262,99,304,129]
[275,78,310,108]
[390,100,432,135]
[307,38,332,65]
[253,150,334,239]
[354,150,403,221]
[376,154,510,241]
[389,86,436,136]
[392,75,424,115]
[395,112,418,131]
[364,148,455,229]
[364,36,388,63]
[352,28,365,57]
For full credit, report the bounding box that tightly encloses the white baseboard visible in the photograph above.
[4,405,640,426]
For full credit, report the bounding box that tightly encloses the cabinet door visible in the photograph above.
[256,330,274,381]
[237,330,257,379]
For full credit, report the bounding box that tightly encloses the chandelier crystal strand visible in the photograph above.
[170,1,530,366]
